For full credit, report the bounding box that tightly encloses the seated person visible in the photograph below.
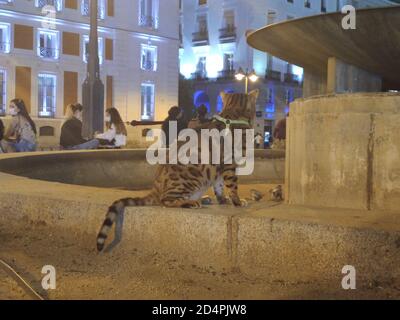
[188,104,211,129]
[60,103,99,150]
[1,99,37,153]
[95,108,127,148]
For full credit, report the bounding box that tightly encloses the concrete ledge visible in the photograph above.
[1,171,399,283]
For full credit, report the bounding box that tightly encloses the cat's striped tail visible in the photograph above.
[96,193,158,252]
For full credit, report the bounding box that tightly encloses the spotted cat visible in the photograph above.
[96,90,259,252]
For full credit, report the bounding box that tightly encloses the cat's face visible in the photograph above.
[220,90,259,123]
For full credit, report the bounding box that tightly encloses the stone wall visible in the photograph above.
[286,92,400,212]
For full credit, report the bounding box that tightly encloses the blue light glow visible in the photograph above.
[194,90,211,112]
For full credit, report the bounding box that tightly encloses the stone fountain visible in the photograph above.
[247,6,400,212]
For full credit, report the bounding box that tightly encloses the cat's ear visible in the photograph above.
[248,89,259,101]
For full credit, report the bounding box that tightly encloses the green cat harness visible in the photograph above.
[212,115,250,130]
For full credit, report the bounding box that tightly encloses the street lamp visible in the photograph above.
[235,68,259,94]
[82,0,105,138]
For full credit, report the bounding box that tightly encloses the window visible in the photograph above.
[223,53,234,71]
[197,14,208,33]
[35,0,63,11]
[0,23,10,53]
[81,0,105,20]
[83,35,103,65]
[223,10,235,29]
[0,69,6,116]
[304,0,311,8]
[139,0,159,29]
[141,44,158,71]
[37,29,59,59]
[193,56,207,78]
[38,73,57,118]
[141,83,155,121]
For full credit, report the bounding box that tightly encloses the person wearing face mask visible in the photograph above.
[60,103,99,150]
[0,99,37,153]
[95,107,127,148]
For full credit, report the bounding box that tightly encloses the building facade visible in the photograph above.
[179,0,397,142]
[0,0,179,148]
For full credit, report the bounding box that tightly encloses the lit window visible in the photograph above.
[37,29,59,59]
[35,0,63,11]
[81,0,105,20]
[83,35,103,65]
[196,57,206,74]
[223,53,234,71]
[0,69,6,116]
[141,83,155,121]
[38,73,57,118]
[141,44,157,71]
[139,0,159,29]
[0,23,10,54]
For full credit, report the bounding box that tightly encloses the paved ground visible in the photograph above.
[1,184,399,300]
[1,223,399,300]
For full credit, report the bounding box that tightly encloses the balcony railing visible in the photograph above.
[265,70,282,81]
[0,42,10,53]
[219,26,236,43]
[82,2,105,19]
[139,15,159,29]
[217,69,235,80]
[38,47,59,59]
[192,31,209,46]
[284,73,301,84]
[37,0,61,9]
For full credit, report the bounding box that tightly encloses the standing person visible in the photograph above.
[254,133,263,149]
[161,106,187,147]
[60,103,99,150]
[0,99,37,153]
[272,113,288,150]
[188,104,211,129]
[95,107,127,148]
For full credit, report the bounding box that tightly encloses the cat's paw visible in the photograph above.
[201,196,213,205]
[239,199,249,207]
[232,197,248,207]
[182,200,202,209]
